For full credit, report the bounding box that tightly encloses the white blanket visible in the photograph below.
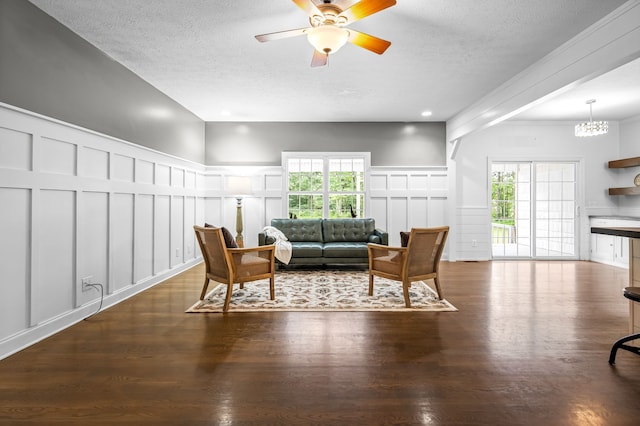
[262,226,292,265]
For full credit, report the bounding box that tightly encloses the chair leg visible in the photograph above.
[433,276,444,300]
[609,333,640,365]
[368,273,374,296]
[269,276,275,300]
[403,279,411,308]
[223,283,233,313]
[200,277,210,300]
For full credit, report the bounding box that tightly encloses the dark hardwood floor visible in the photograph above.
[1,260,639,425]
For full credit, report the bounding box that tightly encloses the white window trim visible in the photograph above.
[282,151,371,218]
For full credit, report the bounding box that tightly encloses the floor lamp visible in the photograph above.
[227,176,253,248]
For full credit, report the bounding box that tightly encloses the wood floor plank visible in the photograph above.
[1,261,639,424]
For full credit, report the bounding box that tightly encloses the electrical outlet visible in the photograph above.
[175,248,181,258]
[81,276,93,292]
[471,239,478,247]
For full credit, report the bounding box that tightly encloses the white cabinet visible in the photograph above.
[589,217,639,268]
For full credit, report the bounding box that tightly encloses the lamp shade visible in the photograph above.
[227,176,253,197]
[307,25,349,54]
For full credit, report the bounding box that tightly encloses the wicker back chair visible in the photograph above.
[194,225,275,312]
[368,227,449,307]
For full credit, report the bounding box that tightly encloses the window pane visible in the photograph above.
[329,194,364,218]
[288,194,323,219]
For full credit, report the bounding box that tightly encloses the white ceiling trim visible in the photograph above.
[447,0,640,142]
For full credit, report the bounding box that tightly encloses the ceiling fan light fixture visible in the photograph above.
[307,25,349,54]
[575,99,608,137]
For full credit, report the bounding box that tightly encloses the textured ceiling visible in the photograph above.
[28,0,635,122]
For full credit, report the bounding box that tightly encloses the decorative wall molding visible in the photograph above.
[0,104,204,360]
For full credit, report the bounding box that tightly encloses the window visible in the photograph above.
[284,153,369,219]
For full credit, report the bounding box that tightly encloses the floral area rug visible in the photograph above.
[186,270,457,313]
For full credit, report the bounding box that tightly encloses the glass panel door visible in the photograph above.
[491,161,577,259]
[491,163,531,257]
[534,163,576,257]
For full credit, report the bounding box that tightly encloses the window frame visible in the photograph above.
[282,152,371,219]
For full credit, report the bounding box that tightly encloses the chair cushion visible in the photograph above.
[323,242,368,258]
[291,242,324,258]
[235,254,270,278]
[371,254,402,275]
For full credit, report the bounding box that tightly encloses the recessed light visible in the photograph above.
[421,111,433,117]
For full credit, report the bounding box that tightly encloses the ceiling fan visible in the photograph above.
[255,0,396,67]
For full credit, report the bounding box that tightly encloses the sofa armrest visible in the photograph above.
[258,232,276,246]
[371,228,388,246]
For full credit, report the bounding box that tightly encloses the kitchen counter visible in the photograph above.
[592,226,640,341]
[591,227,640,239]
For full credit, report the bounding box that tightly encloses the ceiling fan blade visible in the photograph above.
[292,0,323,18]
[255,28,309,42]
[347,29,391,54]
[338,0,396,24]
[311,49,328,67]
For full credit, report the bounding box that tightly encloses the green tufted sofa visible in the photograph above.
[258,218,388,266]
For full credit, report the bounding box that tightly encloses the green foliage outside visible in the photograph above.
[288,170,364,219]
[492,171,515,226]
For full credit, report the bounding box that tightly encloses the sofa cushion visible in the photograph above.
[290,242,324,258]
[323,242,369,258]
[271,219,323,242]
[322,218,375,243]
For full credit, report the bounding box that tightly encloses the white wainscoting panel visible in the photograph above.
[78,191,109,306]
[456,206,492,261]
[136,159,154,185]
[171,196,185,267]
[0,188,31,339]
[112,154,135,182]
[81,147,109,179]
[0,126,32,170]
[36,189,75,324]
[369,197,388,232]
[135,194,155,283]
[172,167,185,187]
[40,137,76,176]
[112,193,135,292]
[369,167,449,247]
[0,103,204,360]
[156,164,171,186]
[184,196,197,260]
[154,195,171,274]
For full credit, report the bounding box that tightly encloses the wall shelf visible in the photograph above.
[608,156,640,195]
[608,157,640,168]
[609,187,640,196]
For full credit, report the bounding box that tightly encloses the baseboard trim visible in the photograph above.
[0,258,202,361]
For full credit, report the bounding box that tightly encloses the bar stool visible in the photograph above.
[609,287,640,365]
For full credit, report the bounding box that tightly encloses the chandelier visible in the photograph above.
[575,99,608,137]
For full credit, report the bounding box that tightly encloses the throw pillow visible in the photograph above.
[221,226,238,248]
[400,231,410,247]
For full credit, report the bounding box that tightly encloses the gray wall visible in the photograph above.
[205,122,446,167]
[0,0,204,163]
